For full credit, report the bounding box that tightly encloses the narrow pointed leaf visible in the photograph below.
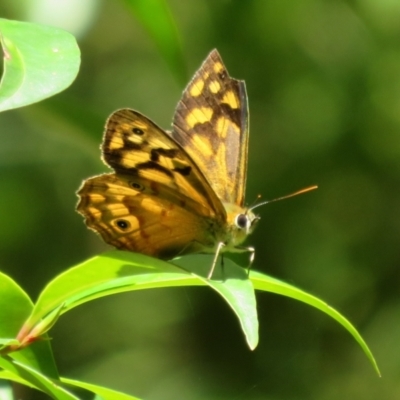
[24,252,258,350]
[174,255,259,349]
[24,251,203,332]
[0,357,77,399]
[0,272,32,337]
[0,272,58,378]
[62,377,142,400]
[250,269,380,376]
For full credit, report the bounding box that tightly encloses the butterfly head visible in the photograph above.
[223,203,260,248]
[234,208,260,236]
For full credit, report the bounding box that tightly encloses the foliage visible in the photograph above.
[1,0,396,398]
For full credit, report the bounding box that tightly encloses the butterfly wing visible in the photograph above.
[172,49,249,207]
[77,108,227,257]
[102,108,225,217]
[77,173,218,258]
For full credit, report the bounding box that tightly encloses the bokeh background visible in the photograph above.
[2,0,400,399]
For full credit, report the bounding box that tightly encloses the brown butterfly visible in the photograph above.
[76,49,315,278]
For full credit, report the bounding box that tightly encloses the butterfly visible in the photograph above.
[77,50,260,279]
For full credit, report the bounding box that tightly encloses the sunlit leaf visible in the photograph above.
[62,377,142,400]
[0,271,32,337]
[174,255,259,349]
[250,269,380,376]
[0,18,80,111]
[22,252,259,349]
[0,357,78,399]
[0,272,58,378]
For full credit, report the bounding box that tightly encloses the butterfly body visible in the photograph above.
[77,50,258,277]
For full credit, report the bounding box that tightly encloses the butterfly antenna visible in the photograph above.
[248,194,263,209]
[250,185,318,211]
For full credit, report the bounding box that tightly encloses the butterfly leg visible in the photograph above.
[233,245,255,276]
[207,241,225,279]
[246,246,255,276]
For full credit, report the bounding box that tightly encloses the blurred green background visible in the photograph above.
[2,0,400,399]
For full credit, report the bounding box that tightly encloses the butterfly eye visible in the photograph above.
[235,214,249,230]
[115,219,130,230]
[132,127,144,135]
[130,181,145,191]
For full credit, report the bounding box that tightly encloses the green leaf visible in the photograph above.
[62,377,142,400]
[0,369,40,390]
[0,357,78,399]
[0,339,20,351]
[174,255,259,349]
[249,269,381,376]
[0,18,80,111]
[0,271,58,378]
[0,271,32,338]
[23,251,202,333]
[8,341,59,380]
[22,251,259,349]
[122,0,187,85]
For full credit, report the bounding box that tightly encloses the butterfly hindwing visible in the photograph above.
[77,173,218,258]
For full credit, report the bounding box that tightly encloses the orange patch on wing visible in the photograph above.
[213,62,224,73]
[216,116,229,139]
[108,136,124,150]
[191,134,213,157]
[222,91,239,109]
[120,152,142,169]
[189,79,205,97]
[186,107,213,127]
[208,80,221,93]
[126,133,144,145]
[87,193,106,204]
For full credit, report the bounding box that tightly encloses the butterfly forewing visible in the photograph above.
[172,49,249,207]
[102,109,225,218]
